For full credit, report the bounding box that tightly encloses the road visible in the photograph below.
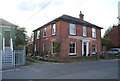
[2,59,119,79]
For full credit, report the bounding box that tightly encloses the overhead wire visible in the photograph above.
[24,0,52,23]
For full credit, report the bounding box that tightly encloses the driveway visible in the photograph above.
[2,59,119,79]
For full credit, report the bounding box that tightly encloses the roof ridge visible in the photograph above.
[33,14,103,31]
[0,18,18,27]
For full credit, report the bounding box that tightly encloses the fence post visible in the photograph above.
[24,50,26,65]
[13,50,15,67]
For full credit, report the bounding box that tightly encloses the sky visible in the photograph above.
[0,0,119,37]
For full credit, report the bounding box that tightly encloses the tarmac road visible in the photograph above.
[2,59,119,79]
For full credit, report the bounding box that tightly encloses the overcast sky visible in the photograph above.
[0,0,119,37]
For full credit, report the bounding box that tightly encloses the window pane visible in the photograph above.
[43,28,46,37]
[83,26,87,36]
[37,30,40,39]
[92,28,96,38]
[70,23,76,35]
[72,43,75,47]
[52,24,56,35]
[70,42,76,53]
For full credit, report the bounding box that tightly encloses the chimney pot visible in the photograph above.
[79,11,84,20]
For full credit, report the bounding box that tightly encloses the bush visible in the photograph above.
[100,54,104,59]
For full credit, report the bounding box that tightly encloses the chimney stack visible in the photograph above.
[79,11,84,20]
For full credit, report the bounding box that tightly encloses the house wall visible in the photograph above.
[106,25,120,48]
[0,26,16,50]
[33,20,102,57]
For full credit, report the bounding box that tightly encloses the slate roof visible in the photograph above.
[33,15,103,31]
[0,18,18,27]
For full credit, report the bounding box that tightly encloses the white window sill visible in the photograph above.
[69,53,76,55]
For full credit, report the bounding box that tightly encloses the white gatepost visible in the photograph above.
[23,50,26,65]
[10,38,13,51]
[3,38,5,51]
[13,50,15,67]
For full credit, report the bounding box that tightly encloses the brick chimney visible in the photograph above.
[79,11,84,20]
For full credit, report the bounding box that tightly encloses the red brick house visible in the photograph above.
[104,24,120,48]
[33,12,103,57]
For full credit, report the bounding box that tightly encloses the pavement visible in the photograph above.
[1,59,119,79]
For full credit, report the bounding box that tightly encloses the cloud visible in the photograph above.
[0,0,119,37]
[17,0,53,11]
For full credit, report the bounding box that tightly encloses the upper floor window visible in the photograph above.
[69,23,76,35]
[52,24,56,35]
[92,28,96,38]
[31,32,34,42]
[43,28,46,37]
[37,30,40,39]
[83,26,87,37]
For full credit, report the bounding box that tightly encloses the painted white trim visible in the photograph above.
[37,30,40,39]
[69,23,76,35]
[3,38,5,50]
[10,38,13,51]
[52,24,56,35]
[69,36,96,41]
[83,26,87,37]
[92,28,96,38]
[82,40,90,56]
[69,42,76,55]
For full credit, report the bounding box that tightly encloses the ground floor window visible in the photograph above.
[34,44,39,56]
[34,44,38,51]
[52,42,56,54]
[43,43,46,52]
[92,43,97,54]
[69,42,76,55]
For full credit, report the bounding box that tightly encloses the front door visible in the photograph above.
[82,40,90,56]
[5,31,10,47]
[83,42,87,56]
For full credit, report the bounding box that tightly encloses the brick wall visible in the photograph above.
[106,25,120,48]
[33,20,102,57]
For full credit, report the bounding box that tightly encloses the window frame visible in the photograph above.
[83,26,87,37]
[43,28,46,37]
[69,23,76,35]
[52,24,56,36]
[92,43,97,54]
[52,42,56,55]
[69,42,76,55]
[43,43,46,52]
[36,30,40,39]
[92,28,96,38]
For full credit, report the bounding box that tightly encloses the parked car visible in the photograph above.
[107,48,120,56]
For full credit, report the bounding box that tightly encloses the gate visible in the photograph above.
[1,50,13,69]
[0,50,26,69]
[14,50,26,66]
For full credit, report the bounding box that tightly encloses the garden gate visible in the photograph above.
[0,50,26,69]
